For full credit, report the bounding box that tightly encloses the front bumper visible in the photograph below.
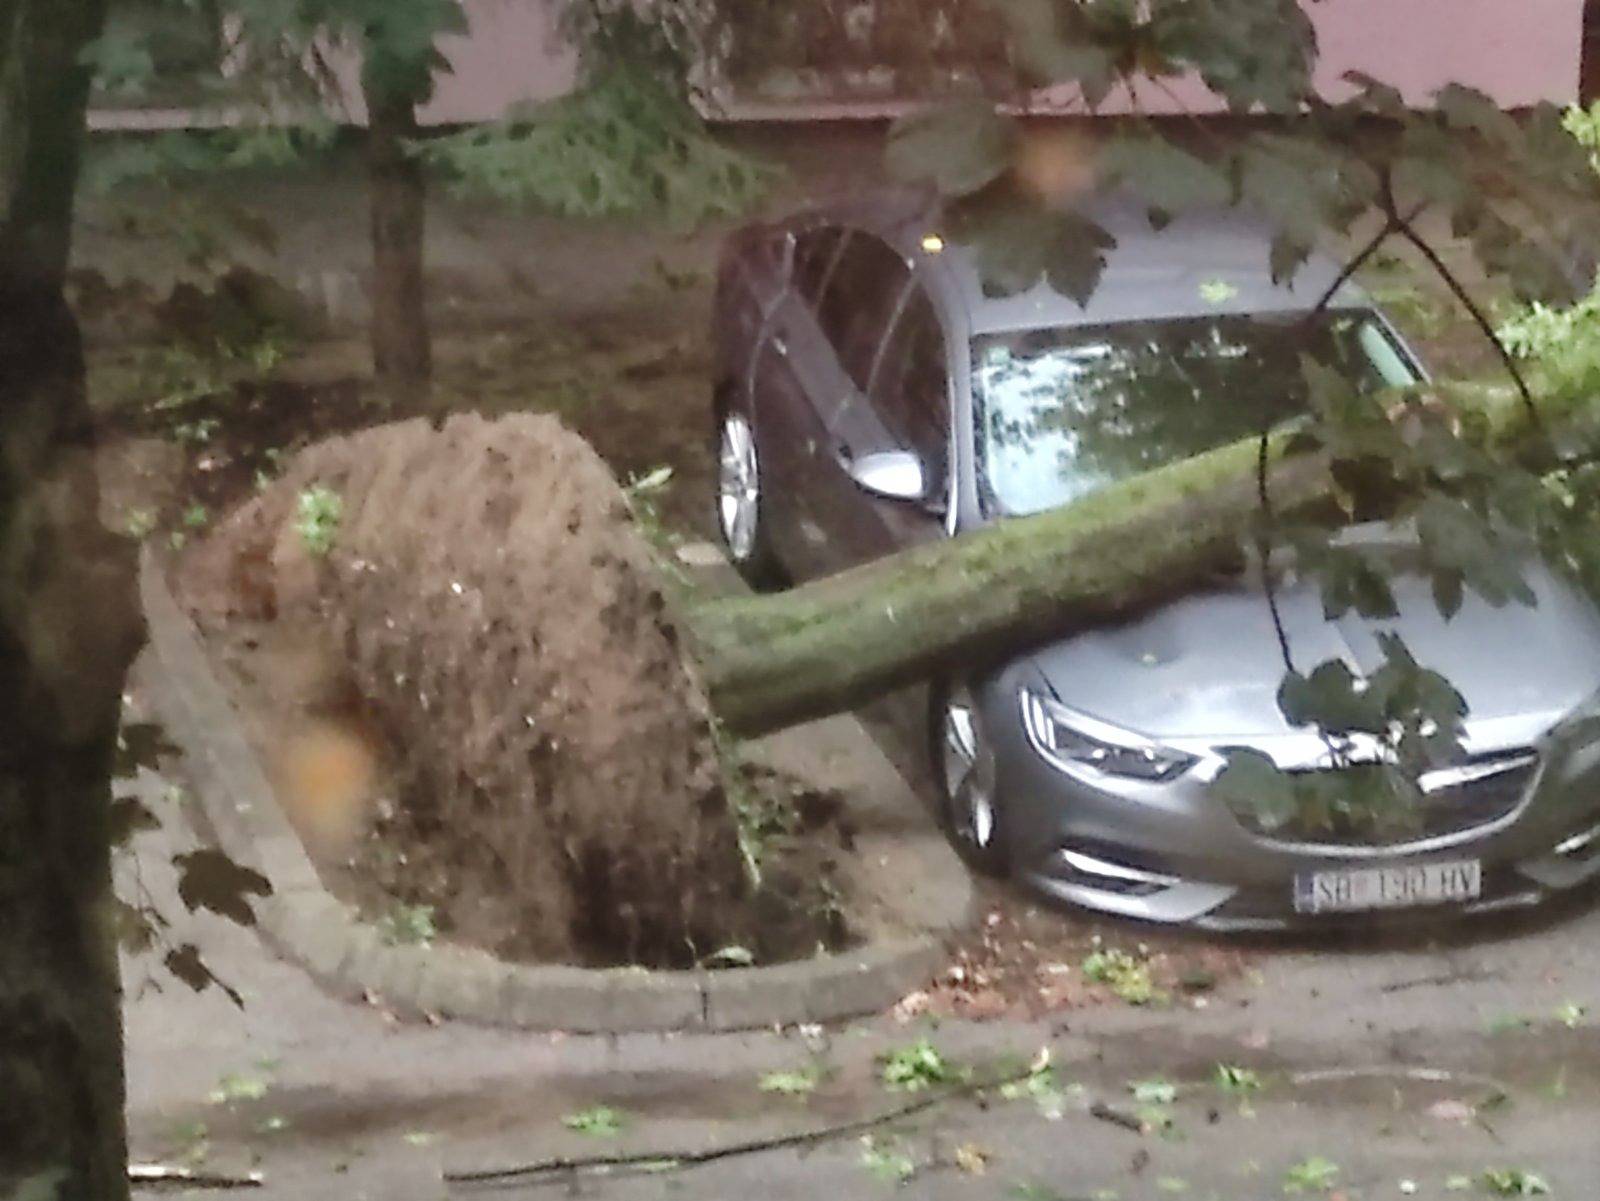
[982,675,1600,929]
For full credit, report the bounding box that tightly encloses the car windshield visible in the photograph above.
[972,310,1419,518]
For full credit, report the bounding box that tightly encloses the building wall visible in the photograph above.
[89,0,1588,130]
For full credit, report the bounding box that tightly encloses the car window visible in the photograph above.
[792,227,846,306]
[973,309,1420,518]
[869,287,950,483]
[815,233,911,391]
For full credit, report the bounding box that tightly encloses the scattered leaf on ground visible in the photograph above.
[562,1106,625,1137]
[954,1143,991,1175]
[207,1072,269,1105]
[1216,1065,1264,1093]
[880,1039,962,1092]
[759,1066,822,1096]
[1284,1156,1340,1194]
[859,1134,915,1184]
[1130,1079,1178,1105]
[1480,1168,1551,1196]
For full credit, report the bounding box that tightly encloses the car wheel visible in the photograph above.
[714,400,784,589]
[931,683,1009,877]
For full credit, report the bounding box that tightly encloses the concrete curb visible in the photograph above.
[139,550,967,1032]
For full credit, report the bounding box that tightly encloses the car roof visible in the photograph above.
[807,190,1370,337]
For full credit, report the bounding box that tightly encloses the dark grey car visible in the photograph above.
[711,190,1600,929]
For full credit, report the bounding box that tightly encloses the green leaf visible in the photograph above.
[881,1039,962,1092]
[1098,135,1232,221]
[1414,495,1537,609]
[1480,1167,1551,1197]
[1211,749,1297,832]
[1239,134,1375,281]
[1435,84,1524,151]
[947,184,1116,304]
[1162,0,1318,114]
[165,943,244,1008]
[109,796,161,846]
[887,99,1013,198]
[562,1105,625,1137]
[995,0,1117,101]
[1283,1155,1340,1194]
[759,1066,822,1096]
[1130,1078,1178,1105]
[115,721,182,780]
[1277,660,1384,735]
[173,850,273,927]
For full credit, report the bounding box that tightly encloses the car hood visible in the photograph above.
[1026,540,1600,749]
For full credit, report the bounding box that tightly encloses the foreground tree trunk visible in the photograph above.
[362,74,432,400]
[0,1,143,1197]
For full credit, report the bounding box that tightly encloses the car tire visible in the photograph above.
[713,390,785,591]
[929,681,1010,877]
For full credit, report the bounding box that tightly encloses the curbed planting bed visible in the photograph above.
[140,549,973,1032]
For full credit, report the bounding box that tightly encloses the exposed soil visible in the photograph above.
[175,413,853,969]
[911,882,1255,1022]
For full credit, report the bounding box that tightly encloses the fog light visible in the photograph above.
[1554,824,1600,858]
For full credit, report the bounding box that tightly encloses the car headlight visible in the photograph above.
[1020,688,1197,783]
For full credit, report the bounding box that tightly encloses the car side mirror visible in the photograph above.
[847,450,927,503]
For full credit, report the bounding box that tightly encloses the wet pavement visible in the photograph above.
[119,669,1600,1201]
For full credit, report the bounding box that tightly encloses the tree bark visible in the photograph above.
[687,388,1535,738]
[362,78,432,401]
[0,2,143,1198]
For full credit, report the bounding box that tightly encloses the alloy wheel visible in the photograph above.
[941,689,997,850]
[718,412,760,561]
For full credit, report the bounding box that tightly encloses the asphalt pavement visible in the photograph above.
[118,660,1600,1201]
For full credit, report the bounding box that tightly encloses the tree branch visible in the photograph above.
[445,1066,1036,1186]
[1392,217,1540,429]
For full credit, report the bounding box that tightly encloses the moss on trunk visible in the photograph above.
[689,383,1542,738]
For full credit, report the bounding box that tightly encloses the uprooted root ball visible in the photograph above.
[183,412,752,966]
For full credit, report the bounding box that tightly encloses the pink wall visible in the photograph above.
[89,0,1588,130]
[315,0,577,126]
[1046,0,1587,116]
[336,0,1590,125]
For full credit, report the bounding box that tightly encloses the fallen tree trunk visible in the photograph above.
[688,386,1539,738]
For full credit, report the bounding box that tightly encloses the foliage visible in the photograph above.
[883,2,1600,857]
[295,485,344,557]
[758,1064,823,1096]
[1282,1156,1340,1194]
[418,67,776,227]
[1214,1064,1264,1094]
[173,849,273,927]
[1480,1168,1551,1197]
[561,1105,626,1137]
[376,902,437,946]
[859,1134,916,1184]
[1081,946,1161,1005]
[1500,277,1600,404]
[208,1069,272,1105]
[1129,1078,1177,1105]
[880,1039,962,1092]
[998,1048,1076,1119]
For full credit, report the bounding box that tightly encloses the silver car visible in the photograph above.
[711,190,1600,928]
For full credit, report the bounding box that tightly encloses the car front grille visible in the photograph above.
[1237,750,1538,848]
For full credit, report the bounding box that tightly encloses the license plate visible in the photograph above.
[1294,859,1482,914]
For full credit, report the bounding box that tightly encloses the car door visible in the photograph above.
[748,224,848,572]
[841,281,954,565]
[782,229,913,578]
